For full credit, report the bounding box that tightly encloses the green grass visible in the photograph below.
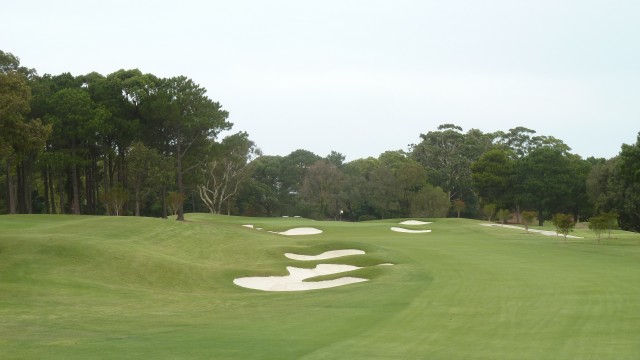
[1,214,639,359]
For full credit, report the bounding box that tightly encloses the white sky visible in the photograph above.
[3,0,639,161]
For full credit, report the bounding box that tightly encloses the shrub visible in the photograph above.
[551,213,576,242]
[496,209,510,224]
[482,203,497,222]
[358,214,378,222]
[521,211,537,232]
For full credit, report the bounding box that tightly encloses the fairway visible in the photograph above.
[1,214,639,359]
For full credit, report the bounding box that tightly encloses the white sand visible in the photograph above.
[285,249,365,261]
[233,264,368,291]
[399,220,433,225]
[391,227,432,234]
[276,227,323,236]
[480,223,583,238]
[242,224,254,228]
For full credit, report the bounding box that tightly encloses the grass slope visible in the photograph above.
[1,214,639,359]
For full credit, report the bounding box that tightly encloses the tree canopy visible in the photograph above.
[2,49,640,232]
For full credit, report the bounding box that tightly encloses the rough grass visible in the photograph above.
[1,214,639,359]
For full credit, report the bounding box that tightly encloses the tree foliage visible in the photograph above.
[616,133,640,231]
[198,132,260,215]
[482,203,497,222]
[496,209,511,225]
[520,211,537,232]
[3,48,640,230]
[514,148,575,226]
[551,213,576,242]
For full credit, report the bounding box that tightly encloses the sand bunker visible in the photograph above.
[242,224,254,228]
[234,249,393,291]
[275,227,323,236]
[233,264,368,291]
[399,220,433,225]
[285,249,365,261]
[480,223,583,238]
[391,227,432,234]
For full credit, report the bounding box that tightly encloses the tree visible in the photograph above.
[453,199,465,218]
[379,151,427,216]
[84,70,142,203]
[514,148,574,226]
[616,133,640,231]
[471,149,514,208]
[277,149,321,215]
[412,124,493,217]
[551,213,576,242]
[495,127,571,158]
[565,154,592,222]
[326,150,345,167]
[410,184,450,218]
[241,155,284,216]
[101,185,128,216]
[586,158,619,214]
[46,87,108,214]
[521,211,537,233]
[588,215,607,243]
[494,127,537,158]
[496,209,511,225]
[340,157,379,220]
[589,212,618,243]
[369,162,401,219]
[127,142,164,216]
[166,191,185,217]
[198,132,260,214]
[602,212,619,239]
[299,160,343,218]
[139,76,231,221]
[482,203,497,221]
[0,50,38,214]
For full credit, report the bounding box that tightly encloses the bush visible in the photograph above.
[358,214,378,222]
[482,203,497,221]
[551,213,576,242]
[496,209,510,224]
[521,211,537,232]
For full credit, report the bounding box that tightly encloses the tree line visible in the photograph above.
[2,50,640,231]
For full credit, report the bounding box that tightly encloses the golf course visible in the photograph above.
[1,214,639,359]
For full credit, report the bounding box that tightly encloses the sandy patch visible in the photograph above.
[391,227,432,234]
[233,264,368,291]
[285,249,365,261]
[275,227,323,236]
[480,223,583,238]
[242,224,254,228]
[399,220,433,225]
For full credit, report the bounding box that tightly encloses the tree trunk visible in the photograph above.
[85,163,93,215]
[92,154,99,214]
[16,162,25,213]
[58,172,65,214]
[49,168,56,213]
[25,158,33,214]
[135,188,140,216]
[71,163,81,215]
[6,158,16,214]
[175,140,185,221]
[103,151,109,197]
[537,208,544,227]
[161,186,168,219]
[43,166,50,214]
[108,151,114,189]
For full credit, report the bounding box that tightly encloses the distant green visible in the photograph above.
[1,214,639,359]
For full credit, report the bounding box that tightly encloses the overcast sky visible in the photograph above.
[3,0,639,161]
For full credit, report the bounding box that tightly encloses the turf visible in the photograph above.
[1,214,639,359]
